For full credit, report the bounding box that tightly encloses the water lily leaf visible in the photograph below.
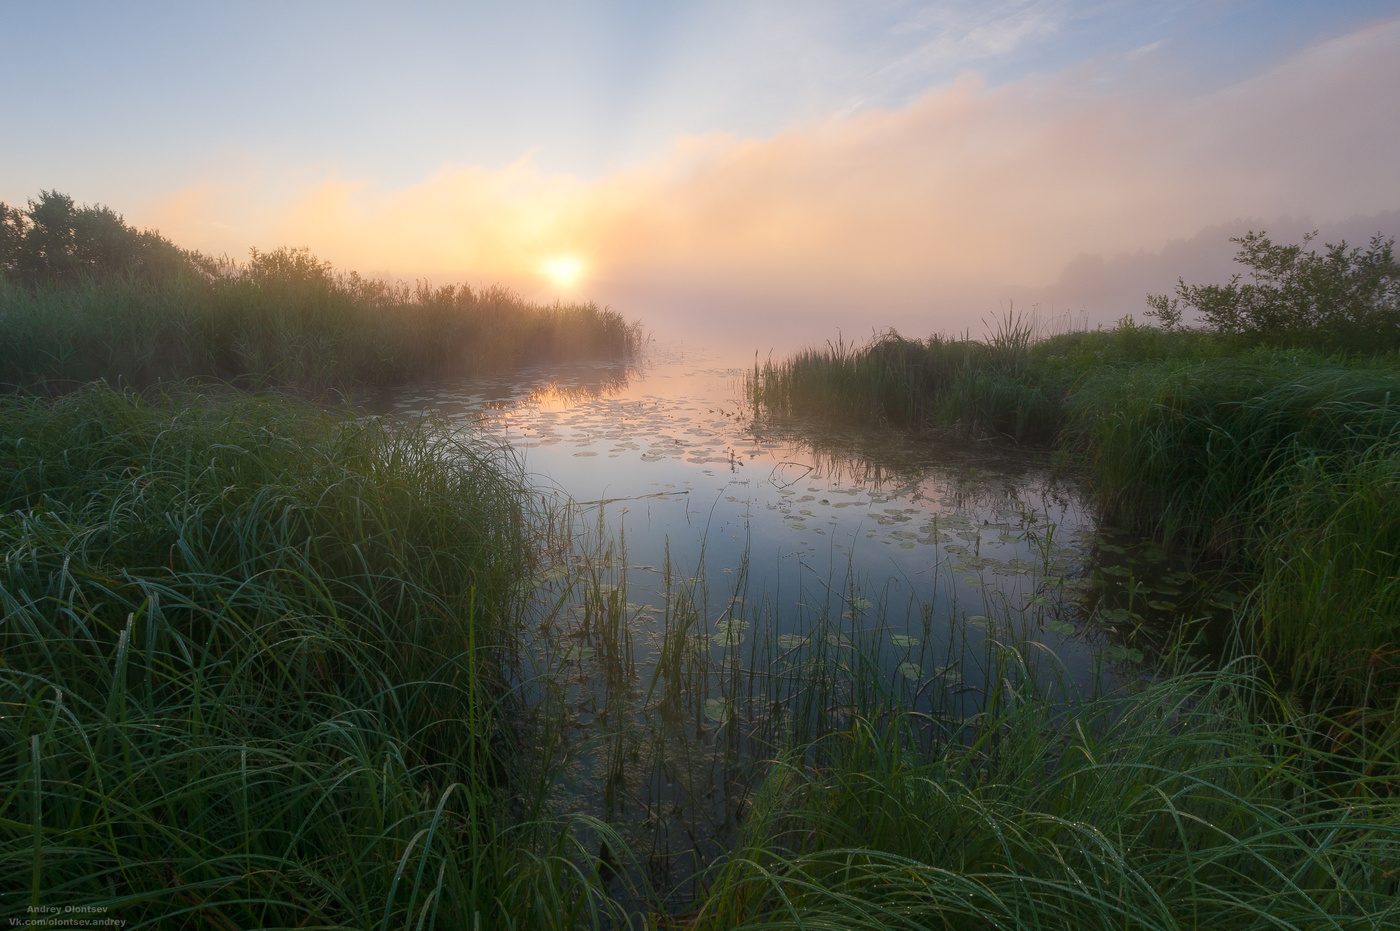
[704,698,731,723]
[897,662,922,682]
[889,635,919,647]
[966,615,995,631]
[849,597,873,611]
[1146,600,1176,611]
[562,646,595,661]
[776,634,810,649]
[715,619,748,646]
[1046,620,1076,636]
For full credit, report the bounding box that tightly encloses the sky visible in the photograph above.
[4,1,1400,352]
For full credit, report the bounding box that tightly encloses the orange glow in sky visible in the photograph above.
[542,256,583,287]
[5,4,1399,350]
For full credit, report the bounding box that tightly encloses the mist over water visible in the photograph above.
[359,335,1190,694]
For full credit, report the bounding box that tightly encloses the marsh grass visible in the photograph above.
[527,510,1400,927]
[0,385,628,928]
[7,388,1396,926]
[0,249,642,393]
[750,318,1400,704]
[693,654,1400,929]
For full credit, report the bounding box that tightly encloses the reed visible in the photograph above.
[0,249,642,393]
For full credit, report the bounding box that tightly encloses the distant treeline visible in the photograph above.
[0,191,642,391]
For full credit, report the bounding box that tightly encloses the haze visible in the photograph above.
[4,1,1399,355]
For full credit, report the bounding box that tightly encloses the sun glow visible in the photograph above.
[543,256,583,286]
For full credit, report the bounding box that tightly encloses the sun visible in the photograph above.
[542,256,582,286]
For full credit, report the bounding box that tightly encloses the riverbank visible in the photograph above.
[749,321,1400,705]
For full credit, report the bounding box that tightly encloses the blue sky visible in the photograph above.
[4,1,1394,188]
[3,1,1399,344]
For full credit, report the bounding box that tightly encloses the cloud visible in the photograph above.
[141,16,1400,346]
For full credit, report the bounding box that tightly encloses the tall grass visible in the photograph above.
[1067,350,1400,696]
[530,523,1400,927]
[694,652,1400,929]
[749,317,1058,441]
[750,320,1400,703]
[0,248,642,393]
[745,314,1217,442]
[0,386,622,927]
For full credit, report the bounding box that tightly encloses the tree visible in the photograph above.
[1146,231,1400,352]
[0,190,195,286]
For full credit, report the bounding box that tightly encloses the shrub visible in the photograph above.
[1147,231,1400,352]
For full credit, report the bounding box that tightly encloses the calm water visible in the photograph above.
[359,337,1199,901]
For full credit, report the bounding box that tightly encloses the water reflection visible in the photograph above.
[359,339,1224,907]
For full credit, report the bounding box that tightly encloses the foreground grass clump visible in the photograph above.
[0,386,616,928]
[696,656,1400,929]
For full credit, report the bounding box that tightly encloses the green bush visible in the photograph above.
[1147,231,1400,352]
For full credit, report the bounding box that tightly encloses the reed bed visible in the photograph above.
[0,248,642,393]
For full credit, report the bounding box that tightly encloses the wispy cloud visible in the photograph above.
[142,16,1400,340]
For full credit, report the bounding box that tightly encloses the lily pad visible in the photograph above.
[776,633,810,649]
[1046,620,1076,636]
[966,615,995,631]
[897,662,922,682]
[889,635,920,648]
[715,619,748,646]
[562,646,595,662]
[704,698,732,723]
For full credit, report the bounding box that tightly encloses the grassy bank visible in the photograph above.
[695,652,1400,929]
[0,386,621,927]
[748,324,1400,702]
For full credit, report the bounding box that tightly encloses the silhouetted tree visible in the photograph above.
[1147,231,1400,352]
[0,190,197,286]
